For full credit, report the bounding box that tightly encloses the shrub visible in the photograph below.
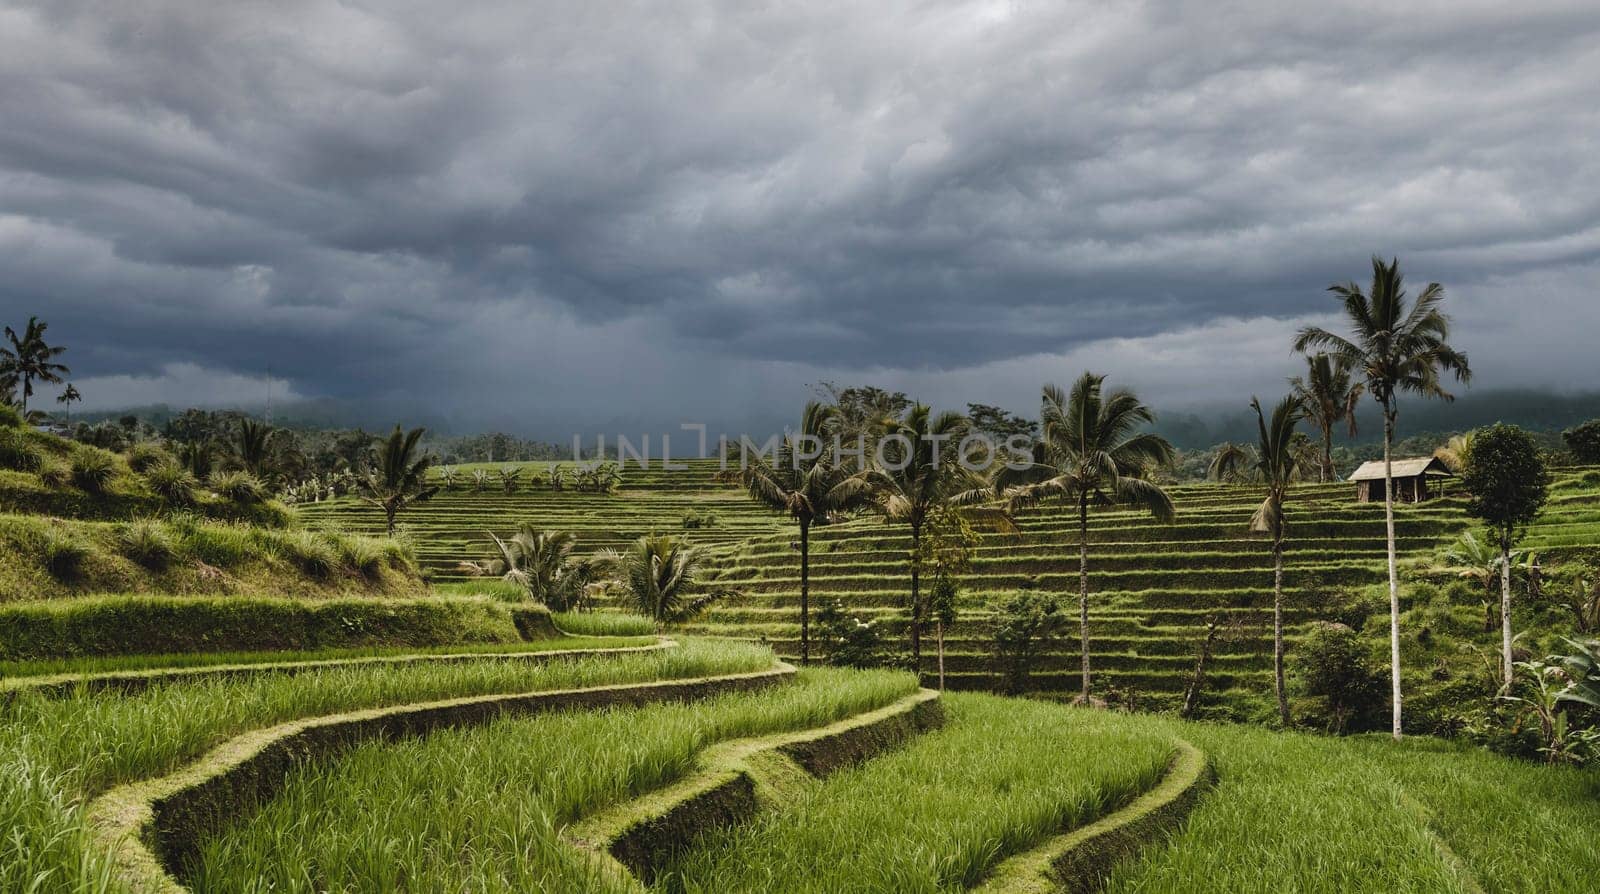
[210,470,267,505]
[337,536,388,579]
[126,442,174,474]
[817,598,885,668]
[992,592,1068,695]
[42,530,91,580]
[118,520,175,570]
[142,460,198,506]
[0,428,45,472]
[1294,621,1387,734]
[1563,419,1600,464]
[179,520,255,568]
[0,403,23,428]
[281,530,339,578]
[682,509,718,529]
[69,445,119,493]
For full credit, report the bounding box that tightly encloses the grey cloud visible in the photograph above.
[2,0,1599,430]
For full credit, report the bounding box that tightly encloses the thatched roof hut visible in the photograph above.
[1347,456,1453,503]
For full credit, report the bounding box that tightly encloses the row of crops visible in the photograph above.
[300,461,1600,704]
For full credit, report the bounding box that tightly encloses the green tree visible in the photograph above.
[460,525,605,611]
[728,401,870,664]
[605,534,729,624]
[857,404,1009,672]
[359,425,438,536]
[56,383,82,422]
[919,504,980,690]
[1,316,70,415]
[1210,395,1310,725]
[1288,353,1363,482]
[1295,256,1472,739]
[1563,419,1600,464]
[992,592,1067,696]
[995,373,1176,703]
[1461,423,1551,690]
[235,419,279,478]
[1443,531,1514,633]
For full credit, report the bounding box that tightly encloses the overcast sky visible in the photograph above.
[3,1,1598,438]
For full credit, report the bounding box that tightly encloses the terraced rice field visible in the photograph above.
[300,462,1600,706]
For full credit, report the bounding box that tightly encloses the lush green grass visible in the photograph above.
[0,638,775,894]
[0,634,658,681]
[190,667,917,893]
[552,610,660,638]
[656,692,1171,893]
[1105,718,1600,893]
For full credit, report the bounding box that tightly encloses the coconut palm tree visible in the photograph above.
[56,383,82,422]
[1294,255,1472,739]
[1443,531,1509,632]
[359,425,438,536]
[604,534,729,624]
[1289,353,1363,483]
[728,401,871,663]
[1211,395,1308,725]
[235,419,278,478]
[1,316,70,415]
[460,525,606,611]
[994,373,1176,703]
[855,404,1009,671]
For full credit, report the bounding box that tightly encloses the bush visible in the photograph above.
[337,536,388,579]
[1293,621,1387,734]
[37,460,70,488]
[1563,419,1600,464]
[0,428,44,472]
[118,520,175,570]
[210,470,267,504]
[142,460,198,506]
[681,509,718,530]
[126,442,174,474]
[280,530,339,578]
[0,403,23,428]
[42,530,91,580]
[175,518,254,568]
[992,592,1068,695]
[0,596,528,662]
[69,445,119,493]
[817,598,885,668]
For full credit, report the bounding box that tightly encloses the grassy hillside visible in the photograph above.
[298,458,1600,714]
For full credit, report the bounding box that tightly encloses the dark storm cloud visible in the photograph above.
[3,0,1599,428]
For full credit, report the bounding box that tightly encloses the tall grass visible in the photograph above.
[554,611,658,637]
[659,693,1171,893]
[191,667,916,893]
[0,638,775,894]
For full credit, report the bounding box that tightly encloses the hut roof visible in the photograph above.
[1346,457,1453,482]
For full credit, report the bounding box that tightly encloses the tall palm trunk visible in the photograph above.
[1499,532,1514,691]
[799,518,812,665]
[1382,405,1403,739]
[1320,427,1335,483]
[1078,495,1091,702]
[909,520,922,674]
[1272,513,1289,726]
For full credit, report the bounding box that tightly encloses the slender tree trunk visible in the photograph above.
[386,504,398,537]
[1500,531,1515,691]
[1273,516,1290,727]
[1078,495,1091,703]
[1383,406,1403,740]
[909,521,922,674]
[1484,577,1496,633]
[1182,614,1221,719]
[937,620,946,691]
[799,519,811,665]
[1321,427,1335,483]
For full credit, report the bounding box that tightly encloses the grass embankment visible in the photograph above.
[656,693,1172,893]
[0,511,426,601]
[0,635,658,682]
[189,667,917,892]
[0,638,776,894]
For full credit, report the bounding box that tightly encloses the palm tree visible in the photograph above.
[856,404,1005,671]
[995,373,1176,703]
[1443,531,1508,632]
[604,534,729,624]
[460,525,606,611]
[56,383,82,422]
[728,401,871,663]
[1211,395,1309,725]
[1,316,70,415]
[236,419,278,477]
[1295,255,1471,739]
[359,426,438,536]
[1289,353,1363,483]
